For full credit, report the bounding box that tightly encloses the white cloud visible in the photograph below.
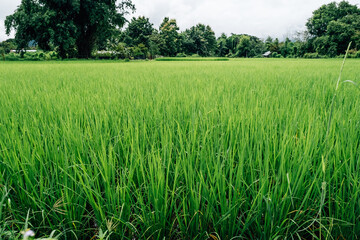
[129,0,360,39]
[0,0,21,40]
[1,0,360,41]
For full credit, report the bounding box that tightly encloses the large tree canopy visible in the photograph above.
[5,0,135,58]
[306,1,360,55]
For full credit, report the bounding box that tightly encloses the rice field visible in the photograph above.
[0,59,360,239]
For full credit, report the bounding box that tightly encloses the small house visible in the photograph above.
[263,51,271,58]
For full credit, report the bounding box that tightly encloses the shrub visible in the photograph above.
[348,50,360,58]
[271,52,282,58]
[356,51,360,58]
[303,53,327,59]
[155,57,229,61]
[24,52,43,61]
[176,53,187,57]
[5,53,22,61]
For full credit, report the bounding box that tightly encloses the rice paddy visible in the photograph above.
[0,59,360,239]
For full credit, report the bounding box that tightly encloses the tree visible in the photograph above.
[5,0,135,58]
[306,1,360,37]
[0,39,17,54]
[235,35,251,57]
[148,31,164,58]
[265,36,273,51]
[231,34,265,58]
[124,16,154,48]
[216,33,229,57]
[327,20,355,54]
[280,38,292,57]
[159,17,180,56]
[181,24,216,56]
[306,1,360,55]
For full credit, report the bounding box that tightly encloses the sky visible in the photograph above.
[1,0,359,41]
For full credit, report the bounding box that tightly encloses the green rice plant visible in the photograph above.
[326,42,352,138]
[155,57,229,61]
[0,59,359,239]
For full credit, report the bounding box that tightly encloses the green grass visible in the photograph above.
[155,57,229,61]
[0,59,359,239]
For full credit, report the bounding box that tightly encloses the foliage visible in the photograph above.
[216,33,229,57]
[5,0,135,58]
[159,17,181,57]
[1,60,360,238]
[4,0,360,59]
[0,51,59,61]
[306,1,360,56]
[0,39,17,54]
[155,57,229,61]
[181,24,216,57]
[123,16,154,48]
[175,52,187,57]
[306,1,360,37]
[303,52,325,58]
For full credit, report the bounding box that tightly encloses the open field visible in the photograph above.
[0,59,360,239]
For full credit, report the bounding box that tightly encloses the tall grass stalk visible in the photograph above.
[0,59,359,239]
[325,42,352,138]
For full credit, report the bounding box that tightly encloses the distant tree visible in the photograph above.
[0,39,17,53]
[291,30,314,57]
[265,36,273,51]
[306,1,360,37]
[216,33,229,57]
[312,35,336,56]
[5,0,135,58]
[280,38,292,57]
[306,1,360,55]
[159,17,180,56]
[232,34,265,57]
[148,31,164,58]
[270,38,280,53]
[181,24,216,56]
[327,20,355,54]
[235,35,251,57]
[124,16,154,48]
[225,34,240,55]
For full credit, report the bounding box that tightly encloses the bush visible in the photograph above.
[5,53,22,61]
[271,52,282,58]
[23,52,45,61]
[176,53,187,57]
[348,50,360,58]
[356,51,360,58]
[303,53,326,59]
[155,57,229,62]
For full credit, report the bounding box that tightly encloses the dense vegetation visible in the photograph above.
[2,1,360,59]
[4,0,135,58]
[1,59,360,239]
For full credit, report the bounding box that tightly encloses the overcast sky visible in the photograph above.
[1,0,359,41]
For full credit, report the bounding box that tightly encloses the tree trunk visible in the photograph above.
[75,0,96,59]
[77,38,93,59]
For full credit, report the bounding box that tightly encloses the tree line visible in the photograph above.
[1,0,360,59]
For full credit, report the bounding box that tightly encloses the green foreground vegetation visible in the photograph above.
[1,59,360,239]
